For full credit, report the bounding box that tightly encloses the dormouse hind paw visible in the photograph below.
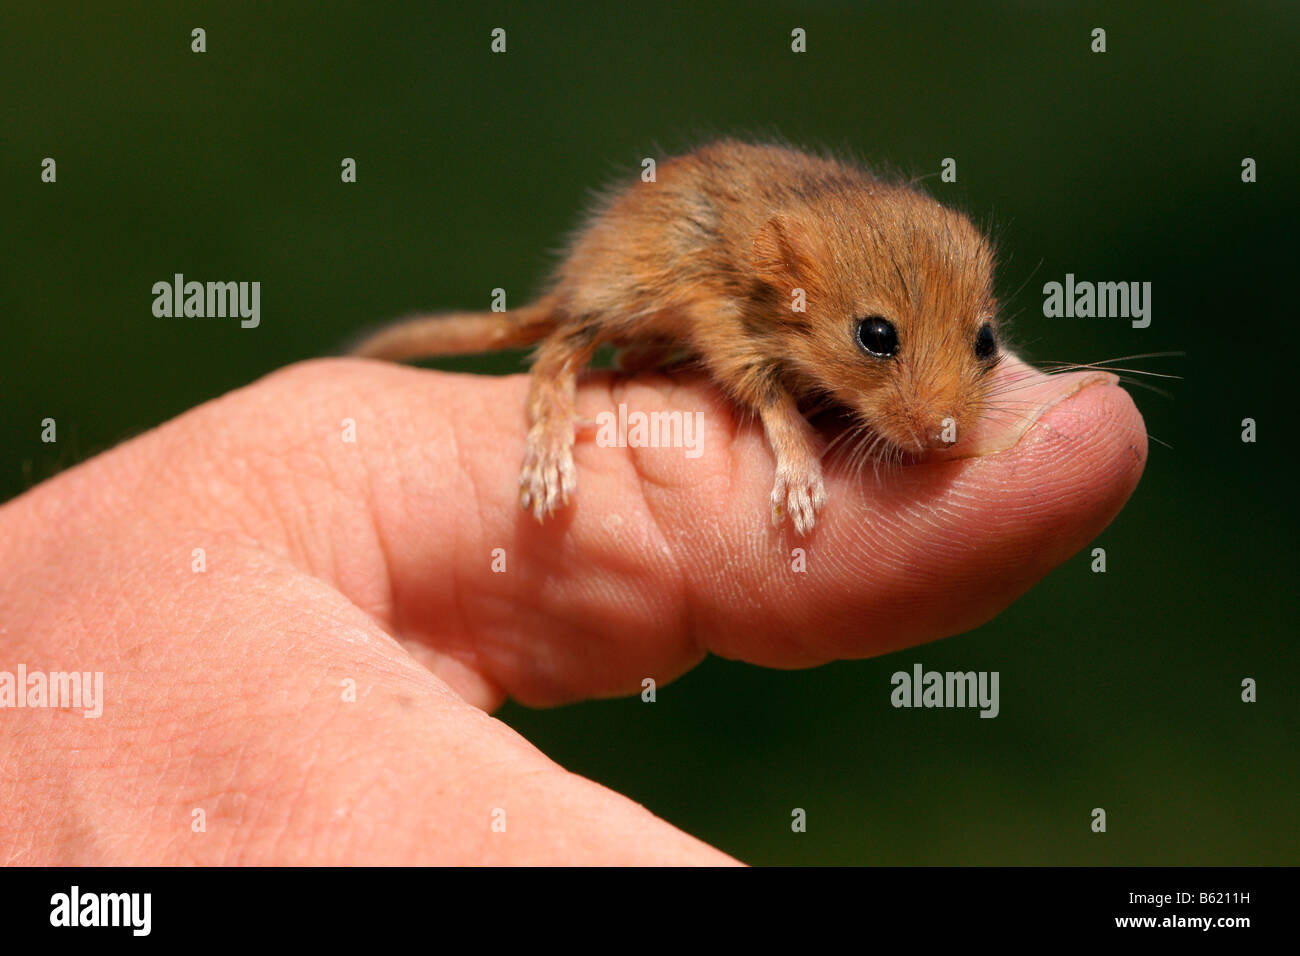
[519,428,577,521]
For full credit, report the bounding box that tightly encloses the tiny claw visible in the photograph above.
[770,462,826,535]
[518,433,577,524]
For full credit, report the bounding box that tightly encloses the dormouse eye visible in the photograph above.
[856,316,898,358]
[975,323,996,360]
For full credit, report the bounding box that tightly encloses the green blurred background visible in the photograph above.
[3,1,1295,864]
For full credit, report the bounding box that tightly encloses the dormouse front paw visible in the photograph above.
[770,460,826,535]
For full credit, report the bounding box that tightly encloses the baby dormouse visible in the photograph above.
[353,139,1002,533]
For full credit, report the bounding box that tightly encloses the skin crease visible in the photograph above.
[0,356,1144,865]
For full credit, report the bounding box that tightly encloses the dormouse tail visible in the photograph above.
[351,294,560,361]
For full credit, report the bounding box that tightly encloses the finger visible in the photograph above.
[173,355,1141,707]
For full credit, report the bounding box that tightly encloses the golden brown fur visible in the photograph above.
[352,139,1002,533]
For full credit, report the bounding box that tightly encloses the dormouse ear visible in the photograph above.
[751,214,818,287]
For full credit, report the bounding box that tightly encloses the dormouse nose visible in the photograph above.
[905,411,957,451]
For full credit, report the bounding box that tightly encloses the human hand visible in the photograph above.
[0,355,1144,864]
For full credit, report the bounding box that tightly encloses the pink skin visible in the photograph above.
[0,355,1144,864]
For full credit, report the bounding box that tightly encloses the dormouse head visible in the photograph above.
[751,188,1001,456]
